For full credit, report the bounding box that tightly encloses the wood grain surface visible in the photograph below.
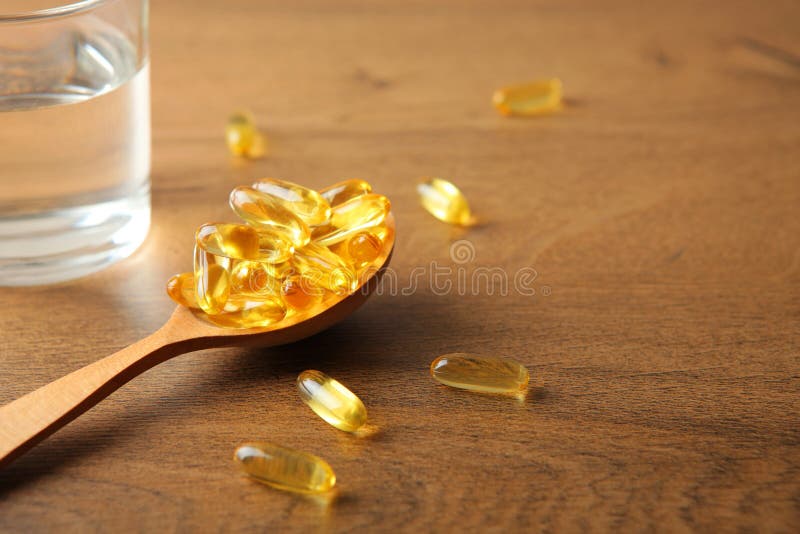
[1,0,799,531]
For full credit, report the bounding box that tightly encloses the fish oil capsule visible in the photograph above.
[297,370,367,432]
[319,179,372,206]
[292,242,357,295]
[417,178,475,226]
[346,231,382,269]
[492,78,563,117]
[230,261,279,296]
[281,274,323,311]
[193,246,231,316]
[230,186,311,248]
[166,272,198,308]
[234,442,336,493]
[430,353,530,393]
[194,223,289,321]
[252,178,331,226]
[226,112,266,158]
[204,295,287,328]
[312,194,391,247]
[196,222,292,264]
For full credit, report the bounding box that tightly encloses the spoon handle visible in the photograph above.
[0,319,197,469]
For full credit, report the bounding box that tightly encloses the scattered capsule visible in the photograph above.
[252,178,331,226]
[297,370,367,432]
[226,112,266,158]
[166,272,198,308]
[319,179,372,206]
[492,78,563,117]
[346,231,382,269]
[312,194,391,246]
[417,178,475,226]
[291,242,357,295]
[230,186,311,248]
[234,442,336,493]
[281,274,324,311]
[430,353,530,393]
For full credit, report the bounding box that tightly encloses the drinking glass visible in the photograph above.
[0,0,150,285]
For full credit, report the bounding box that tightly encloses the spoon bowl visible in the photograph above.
[0,215,395,469]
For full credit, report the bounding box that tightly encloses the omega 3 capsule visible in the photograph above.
[297,370,367,432]
[252,178,331,226]
[430,353,529,393]
[234,442,336,493]
[492,78,563,117]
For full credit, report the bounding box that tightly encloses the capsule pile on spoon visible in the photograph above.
[166,178,392,328]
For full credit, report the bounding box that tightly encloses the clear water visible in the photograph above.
[0,22,150,285]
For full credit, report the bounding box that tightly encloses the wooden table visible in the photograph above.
[2,0,799,530]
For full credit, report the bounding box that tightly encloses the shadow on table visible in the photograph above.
[0,290,549,495]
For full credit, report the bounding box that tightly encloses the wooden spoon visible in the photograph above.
[0,216,395,469]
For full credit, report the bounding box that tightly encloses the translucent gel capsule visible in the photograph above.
[346,231,382,269]
[417,178,475,226]
[297,370,367,432]
[291,242,357,295]
[230,260,279,296]
[234,442,336,493]
[193,253,230,315]
[252,178,331,226]
[204,295,287,329]
[226,112,266,158]
[198,221,292,264]
[311,194,390,247]
[194,223,288,326]
[319,179,372,207]
[281,274,324,311]
[430,353,530,393]
[230,186,311,248]
[166,272,198,308]
[492,78,563,117]
[263,259,294,282]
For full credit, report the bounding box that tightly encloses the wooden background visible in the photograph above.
[2,0,799,531]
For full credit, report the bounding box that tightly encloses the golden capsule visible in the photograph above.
[312,194,390,247]
[319,179,372,206]
[193,255,230,315]
[281,274,324,311]
[194,223,288,318]
[346,231,382,269]
[230,260,279,296]
[252,178,331,226]
[230,186,311,248]
[199,222,260,260]
[197,222,292,264]
[226,112,266,158]
[166,272,198,308]
[492,78,563,117]
[297,370,367,432]
[291,242,357,295]
[417,178,475,226]
[430,353,530,393]
[234,442,336,493]
[262,259,294,282]
[204,295,287,328]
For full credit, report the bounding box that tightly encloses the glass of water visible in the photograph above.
[0,0,150,285]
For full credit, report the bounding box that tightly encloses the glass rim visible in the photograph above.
[0,0,107,23]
